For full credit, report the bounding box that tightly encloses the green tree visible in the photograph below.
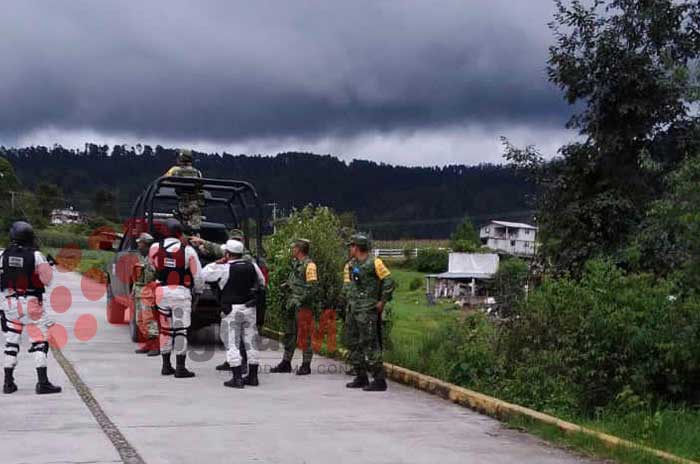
[93,189,118,220]
[450,216,481,252]
[36,182,65,219]
[490,257,529,317]
[507,0,700,274]
[265,206,346,330]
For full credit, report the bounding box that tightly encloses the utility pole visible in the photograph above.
[267,202,278,233]
[9,190,16,211]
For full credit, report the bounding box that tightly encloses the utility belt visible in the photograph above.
[221,297,256,315]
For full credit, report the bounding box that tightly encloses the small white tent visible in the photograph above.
[426,253,499,303]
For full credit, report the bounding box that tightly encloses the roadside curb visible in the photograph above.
[261,326,698,464]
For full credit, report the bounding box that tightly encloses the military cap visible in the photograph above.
[349,234,370,249]
[292,238,311,253]
[228,228,245,240]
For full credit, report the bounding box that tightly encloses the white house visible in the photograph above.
[50,207,84,225]
[425,252,499,305]
[479,220,537,257]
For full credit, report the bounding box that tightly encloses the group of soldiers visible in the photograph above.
[0,149,396,393]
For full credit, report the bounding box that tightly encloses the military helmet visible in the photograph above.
[349,234,370,249]
[164,218,184,238]
[228,228,245,240]
[292,238,311,254]
[177,149,193,164]
[9,221,35,246]
[136,232,154,245]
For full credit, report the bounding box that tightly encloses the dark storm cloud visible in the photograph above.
[0,0,565,145]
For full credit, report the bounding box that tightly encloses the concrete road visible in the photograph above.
[0,270,597,464]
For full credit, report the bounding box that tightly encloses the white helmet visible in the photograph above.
[222,239,245,255]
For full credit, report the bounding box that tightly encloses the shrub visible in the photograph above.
[409,277,423,291]
[415,248,449,273]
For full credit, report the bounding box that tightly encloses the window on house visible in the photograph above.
[510,240,516,247]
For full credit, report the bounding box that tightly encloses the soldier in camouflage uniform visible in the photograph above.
[165,149,204,235]
[344,234,395,391]
[190,229,256,373]
[270,239,318,376]
[132,233,160,356]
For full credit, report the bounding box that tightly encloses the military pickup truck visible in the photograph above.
[104,176,267,341]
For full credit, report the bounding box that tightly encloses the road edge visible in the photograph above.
[260,327,698,464]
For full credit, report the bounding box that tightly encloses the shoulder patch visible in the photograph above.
[343,263,350,284]
[305,262,318,282]
[374,258,391,280]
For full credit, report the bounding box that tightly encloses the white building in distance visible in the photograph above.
[479,220,537,257]
[50,207,84,225]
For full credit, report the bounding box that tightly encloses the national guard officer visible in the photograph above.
[132,232,159,356]
[165,149,204,235]
[1,221,61,394]
[149,219,203,378]
[344,234,395,391]
[190,228,260,373]
[201,240,266,388]
[270,239,318,376]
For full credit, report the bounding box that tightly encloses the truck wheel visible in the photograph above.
[106,285,126,324]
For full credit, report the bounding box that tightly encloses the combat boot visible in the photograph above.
[270,359,292,373]
[296,361,311,376]
[3,367,17,394]
[243,364,259,386]
[346,373,369,389]
[35,367,62,394]
[134,345,150,354]
[224,365,245,389]
[363,378,388,392]
[215,361,231,371]
[161,353,175,376]
[174,354,195,378]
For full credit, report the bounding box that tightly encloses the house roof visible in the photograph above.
[490,220,537,230]
[427,272,495,280]
[425,252,500,280]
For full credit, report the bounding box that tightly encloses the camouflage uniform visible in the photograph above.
[282,255,318,364]
[132,254,158,341]
[165,150,204,233]
[343,255,395,380]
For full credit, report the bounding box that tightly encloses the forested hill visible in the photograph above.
[2,145,534,238]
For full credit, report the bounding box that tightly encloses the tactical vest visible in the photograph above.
[167,165,202,178]
[153,242,193,287]
[220,261,257,308]
[0,246,45,297]
[348,257,382,301]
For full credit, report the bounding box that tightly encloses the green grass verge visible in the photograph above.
[385,267,700,463]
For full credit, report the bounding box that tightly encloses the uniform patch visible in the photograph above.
[305,262,318,282]
[164,258,177,268]
[374,258,391,280]
[7,257,24,268]
[343,263,350,284]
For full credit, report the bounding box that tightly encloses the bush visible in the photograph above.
[264,206,346,330]
[415,248,449,273]
[501,259,700,414]
[489,257,529,317]
[409,277,422,291]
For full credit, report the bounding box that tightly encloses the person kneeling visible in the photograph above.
[202,240,266,388]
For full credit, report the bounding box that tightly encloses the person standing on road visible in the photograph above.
[190,228,261,373]
[201,240,266,388]
[270,239,318,376]
[165,149,204,235]
[1,221,61,394]
[132,233,159,356]
[149,218,203,378]
[344,234,395,392]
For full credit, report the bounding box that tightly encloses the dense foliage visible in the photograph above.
[506,0,700,274]
[264,206,347,330]
[449,216,481,252]
[414,248,449,273]
[1,146,534,239]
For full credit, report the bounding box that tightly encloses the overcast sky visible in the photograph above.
[0,0,573,166]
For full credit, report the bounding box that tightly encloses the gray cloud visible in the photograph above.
[0,0,569,163]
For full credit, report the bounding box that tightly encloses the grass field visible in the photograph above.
[384,267,700,463]
[42,246,113,282]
